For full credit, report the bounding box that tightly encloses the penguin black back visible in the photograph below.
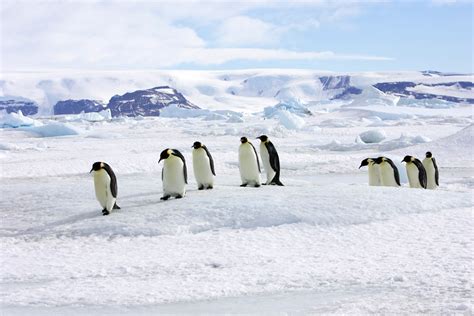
[193,141,215,176]
[426,151,439,186]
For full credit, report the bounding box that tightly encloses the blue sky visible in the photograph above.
[1,0,472,72]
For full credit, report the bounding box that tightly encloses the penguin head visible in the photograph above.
[257,135,268,142]
[159,149,172,163]
[359,158,373,169]
[426,151,432,158]
[90,161,104,173]
[192,141,202,149]
[374,156,385,165]
[240,137,248,144]
[402,155,414,163]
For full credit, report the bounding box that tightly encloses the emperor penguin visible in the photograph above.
[238,137,261,187]
[422,151,439,190]
[359,158,381,186]
[159,148,187,200]
[90,162,120,216]
[402,155,427,189]
[257,135,284,186]
[374,157,401,187]
[192,141,215,190]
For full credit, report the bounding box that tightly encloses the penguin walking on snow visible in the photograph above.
[359,158,381,186]
[159,149,187,200]
[374,157,400,187]
[192,141,215,190]
[90,162,120,216]
[238,137,261,187]
[257,135,284,186]
[402,155,427,189]
[422,151,439,189]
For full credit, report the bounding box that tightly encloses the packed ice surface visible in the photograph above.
[358,129,386,143]
[0,87,473,314]
[0,111,38,128]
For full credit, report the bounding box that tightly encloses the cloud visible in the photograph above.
[181,48,393,66]
[1,0,392,70]
[214,16,281,47]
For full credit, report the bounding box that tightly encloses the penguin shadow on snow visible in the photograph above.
[9,211,99,237]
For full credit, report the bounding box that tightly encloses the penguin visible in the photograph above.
[238,137,261,187]
[257,135,284,186]
[359,158,381,186]
[192,141,215,190]
[422,151,439,190]
[402,155,427,189]
[90,162,120,216]
[159,148,187,200]
[374,157,401,187]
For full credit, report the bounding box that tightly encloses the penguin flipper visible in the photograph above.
[249,142,261,173]
[414,159,427,189]
[265,141,280,173]
[203,146,216,176]
[432,157,439,186]
[103,163,118,198]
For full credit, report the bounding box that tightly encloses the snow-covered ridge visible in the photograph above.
[1,69,472,115]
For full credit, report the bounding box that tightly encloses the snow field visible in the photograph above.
[0,94,473,313]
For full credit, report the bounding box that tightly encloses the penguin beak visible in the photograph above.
[358,165,362,169]
[89,168,93,173]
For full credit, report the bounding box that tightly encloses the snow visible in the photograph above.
[23,121,82,137]
[63,109,112,122]
[0,110,38,128]
[0,74,473,314]
[358,129,386,143]
[2,69,471,115]
[407,83,472,99]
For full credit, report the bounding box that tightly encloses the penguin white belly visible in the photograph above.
[163,156,186,196]
[379,163,398,187]
[193,149,214,187]
[94,170,115,211]
[260,144,275,184]
[239,145,260,184]
[406,163,422,188]
[423,159,437,189]
[368,163,381,186]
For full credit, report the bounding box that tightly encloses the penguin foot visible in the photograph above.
[113,203,121,209]
[102,209,110,216]
[175,195,183,199]
[198,185,204,190]
[254,184,261,188]
[240,183,248,187]
[270,182,284,186]
[207,185,213,190]
[161,195,171,201]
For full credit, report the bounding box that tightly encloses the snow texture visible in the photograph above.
[0,71,473,315]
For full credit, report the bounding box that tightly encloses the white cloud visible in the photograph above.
[215,16,281,47]
[1,0,391,70]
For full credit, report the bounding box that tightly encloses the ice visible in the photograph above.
[0,73,472,314]
[23,121,82,137]
[0,110,38,128]
[358,129,387,143]
[264,98,312,118]
[269,110,306,130]
[64,109,112,122]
